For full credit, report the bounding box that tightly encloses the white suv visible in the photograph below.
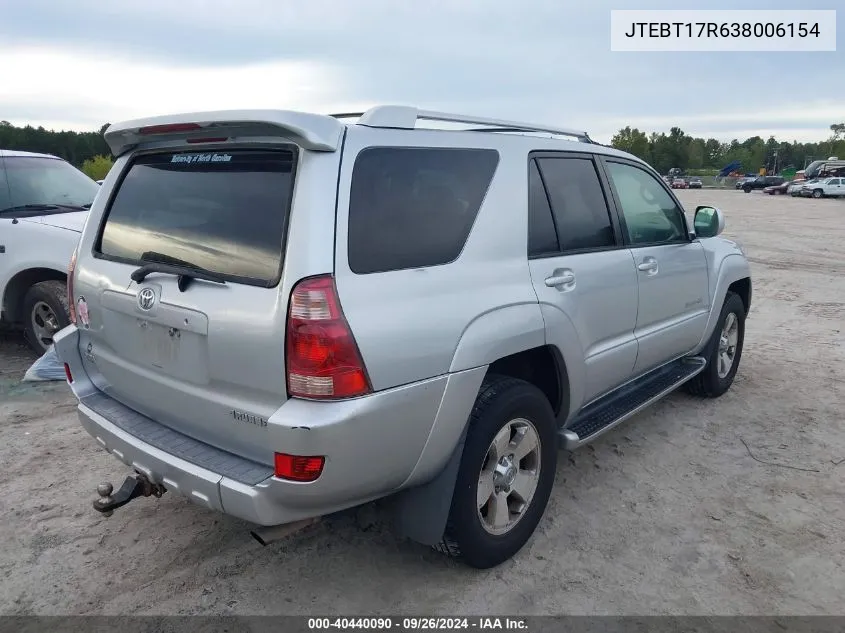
[0,149,98,352]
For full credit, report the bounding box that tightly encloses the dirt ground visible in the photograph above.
[1,189,843,616]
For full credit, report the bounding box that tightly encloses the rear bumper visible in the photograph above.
[54,325,484,526]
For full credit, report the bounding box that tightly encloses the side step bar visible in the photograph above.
[558,356,707,450]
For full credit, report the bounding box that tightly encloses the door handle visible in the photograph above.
[637,257,658,273]
[545,270,576,288]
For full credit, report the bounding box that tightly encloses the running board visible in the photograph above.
[558,356,707,450]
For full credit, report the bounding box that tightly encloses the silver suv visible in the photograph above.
[55,106,751,569]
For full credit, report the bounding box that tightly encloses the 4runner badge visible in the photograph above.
[138,288,156,311]
[230,410,268,428]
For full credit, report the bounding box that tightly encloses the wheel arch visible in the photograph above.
[1,267,67,325]
[694,254,751,353]
[391,342,572,547]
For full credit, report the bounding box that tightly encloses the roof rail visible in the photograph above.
[352,105,592,142]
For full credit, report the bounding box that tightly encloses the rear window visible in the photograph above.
[347,147,499,274]
[96,149,295,286]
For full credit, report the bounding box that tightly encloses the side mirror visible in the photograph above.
[693,205,725,238]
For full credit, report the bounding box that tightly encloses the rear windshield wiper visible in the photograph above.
[131,252,226,292]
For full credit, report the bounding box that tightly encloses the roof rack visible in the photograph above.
[330,106,593,143]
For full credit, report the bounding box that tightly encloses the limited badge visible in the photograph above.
[77,296,90,329]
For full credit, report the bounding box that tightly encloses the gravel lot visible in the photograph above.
[1,189,843,616]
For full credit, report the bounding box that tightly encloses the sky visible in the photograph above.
[0,0,842,144]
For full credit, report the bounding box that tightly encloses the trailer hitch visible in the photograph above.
[93,472,166,516]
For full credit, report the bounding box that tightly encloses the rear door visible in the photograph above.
[74,147,303,465]
[526,153,639,405]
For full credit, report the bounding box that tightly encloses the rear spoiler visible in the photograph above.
[104,109,345,157]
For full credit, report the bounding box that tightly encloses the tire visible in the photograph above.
[22,280,70,354]
[437,375,558,569]
[685,292,745,398]
[812,189,823,199]
[743,187,751,193]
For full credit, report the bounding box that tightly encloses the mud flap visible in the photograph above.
[389,424,468,547]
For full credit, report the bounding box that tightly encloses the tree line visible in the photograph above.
[611,123,845,176]
[2,118,844,181]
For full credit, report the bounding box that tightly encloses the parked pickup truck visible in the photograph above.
[799,177,845,198]
[55,106,752,569]
[1,150,98,352]
[741,175,785,193]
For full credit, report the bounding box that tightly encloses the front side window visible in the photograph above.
[604,161,688,246]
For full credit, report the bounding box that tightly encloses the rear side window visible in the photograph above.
[527,159,559,257]
[347,147,499,274]
[536,157,615,251]
[97,149,295,286]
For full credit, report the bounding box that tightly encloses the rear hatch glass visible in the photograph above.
[96,148,295,286]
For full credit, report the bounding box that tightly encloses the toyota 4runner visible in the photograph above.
[54,106,751,569]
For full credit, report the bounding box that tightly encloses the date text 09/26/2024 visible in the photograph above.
[307,618,528,631]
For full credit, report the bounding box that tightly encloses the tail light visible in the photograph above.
[64,363,74,384]
[67,247,77,324]
[285,275,371,399]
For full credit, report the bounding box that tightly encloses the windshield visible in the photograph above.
[2,156,99,210]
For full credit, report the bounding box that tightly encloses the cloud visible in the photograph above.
[0,46,359,130]
[1,0,842,142]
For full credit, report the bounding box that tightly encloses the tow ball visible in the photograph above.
[93,472,167,516]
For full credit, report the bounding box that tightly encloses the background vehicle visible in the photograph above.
[800,177,845,198]
[735,177,756,190]
[671,177,688,189]
[688,177,703,189]
[0,149,97,352]
[55,106,751,569]
[789,178,816,196]
[764,180,792,195]
[742,175,785,193]
[804,158,845,180]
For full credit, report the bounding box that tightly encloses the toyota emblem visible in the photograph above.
[137,287,156,311]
